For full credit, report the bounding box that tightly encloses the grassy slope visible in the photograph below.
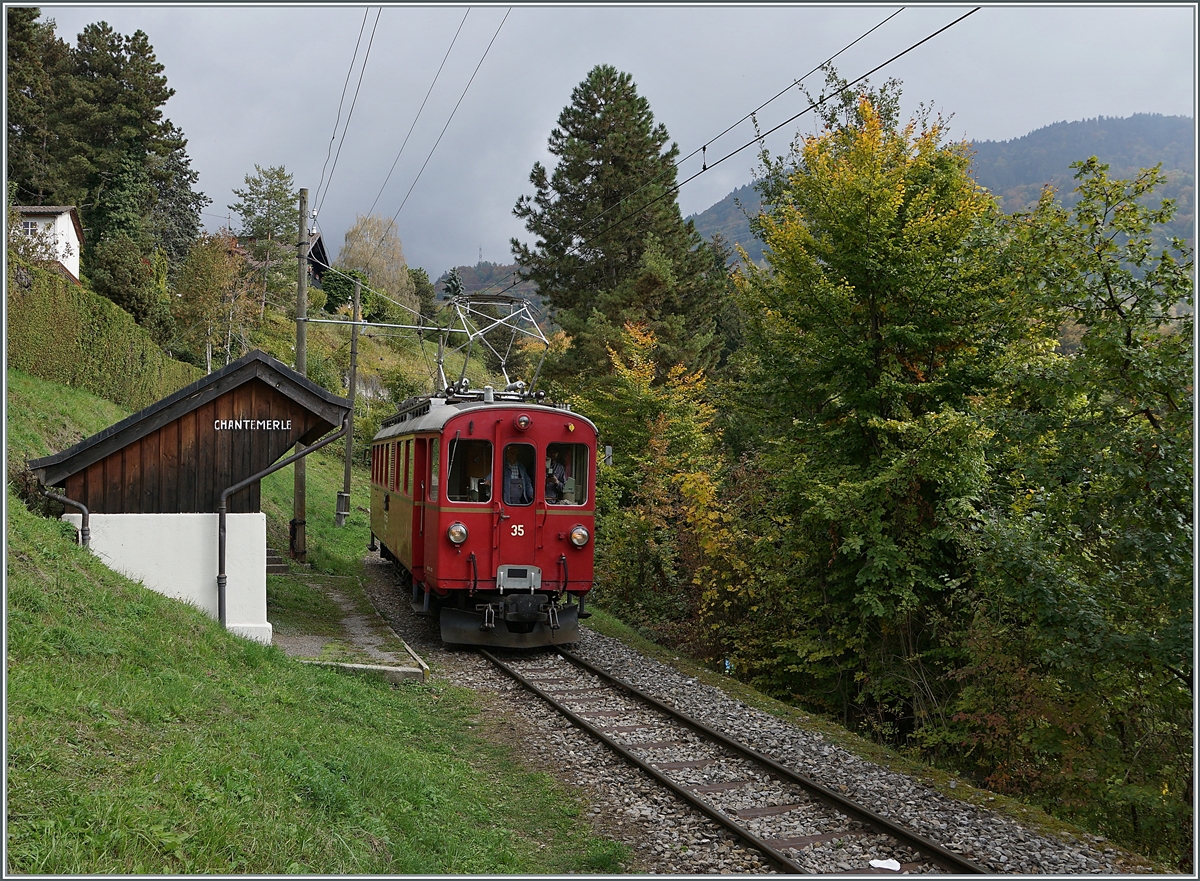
[5,371,625,874]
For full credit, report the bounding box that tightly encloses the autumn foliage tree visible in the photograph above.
[336,213,418,320]
[725,88,1016,731]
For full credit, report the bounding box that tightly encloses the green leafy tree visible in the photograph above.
[229,164,298,317]
[5,7,74,204]
[147,123,210,275]
[574,324,718,646]
[88,234,173,344]
[409,266,437,319]
[88,152,154,250]
[66,22,179,247]
[172,232,260,371]
[964,159,1193,863]
[511,64,726,382]
[321,267,368,314]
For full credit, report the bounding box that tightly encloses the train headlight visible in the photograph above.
[514,413,532,431]
[447,522,468,545]
[569,525,590,547]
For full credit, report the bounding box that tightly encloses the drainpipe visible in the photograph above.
[217,418,348,626]
[41,487,90,547]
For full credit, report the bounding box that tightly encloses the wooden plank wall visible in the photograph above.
[64,378,328,513]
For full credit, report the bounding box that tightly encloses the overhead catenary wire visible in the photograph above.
[298,7,973,395]
[523,6,906,257]
[313,8,371,216]
[364,8,472,220]
[367,7,512,268]
[314,7,383,221]
[463,5,906,301]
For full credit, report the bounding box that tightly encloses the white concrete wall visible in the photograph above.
[63,512,271,643]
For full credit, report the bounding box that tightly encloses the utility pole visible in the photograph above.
[336,279,360,527]
[291,188,309,560]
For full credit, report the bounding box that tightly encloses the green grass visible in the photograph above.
[6,369,130,471]
[5,370,629,874]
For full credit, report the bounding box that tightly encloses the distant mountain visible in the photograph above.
[690,113,1194,265]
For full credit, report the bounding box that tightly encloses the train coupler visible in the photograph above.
[480,604,496,631]
[547,604,560,631]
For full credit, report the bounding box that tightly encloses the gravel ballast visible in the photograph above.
[357,556,1157,874]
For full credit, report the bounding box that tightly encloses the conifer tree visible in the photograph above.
[511,64,726,381]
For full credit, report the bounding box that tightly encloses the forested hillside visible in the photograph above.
[692,113,1194,263]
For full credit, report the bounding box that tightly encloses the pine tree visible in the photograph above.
[5,7,74,204]
[511,64,725,382]
[229,164,298,317]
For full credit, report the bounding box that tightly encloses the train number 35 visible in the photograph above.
[510,524,525,536]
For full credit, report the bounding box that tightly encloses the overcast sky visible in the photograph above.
[37,3,1198,278]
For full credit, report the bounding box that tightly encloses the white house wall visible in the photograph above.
[63,512,271,643]
[50,214,80,280]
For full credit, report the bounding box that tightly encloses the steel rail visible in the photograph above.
[479,649,808,875]
[559,649,986,875]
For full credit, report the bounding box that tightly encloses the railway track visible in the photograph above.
[482,647,986,875]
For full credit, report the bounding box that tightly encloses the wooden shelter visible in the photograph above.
[30,350,351,514]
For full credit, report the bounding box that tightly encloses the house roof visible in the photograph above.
[308,232,329,281]
[30,349,350,488]
[12,205,84,247]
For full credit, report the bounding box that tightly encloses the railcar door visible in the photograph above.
[496,441,538,582]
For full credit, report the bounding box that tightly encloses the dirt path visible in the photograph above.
[270,571,426,675]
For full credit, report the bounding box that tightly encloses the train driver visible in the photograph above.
[545,449,567,503]
[502,445,534,505]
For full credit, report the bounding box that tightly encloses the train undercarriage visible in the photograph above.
[382,545,585,647]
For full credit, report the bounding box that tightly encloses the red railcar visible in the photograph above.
[370,386,597,647]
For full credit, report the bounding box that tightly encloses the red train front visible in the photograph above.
[370,386,597,647]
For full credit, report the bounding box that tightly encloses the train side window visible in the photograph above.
[429,443,439,501]
[546,443,589,505]
[446,439,493,503]
[500,443,536,506]
[406,439,415,496]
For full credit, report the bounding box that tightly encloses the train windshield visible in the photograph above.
[545,443,589,505]
[446,439,493,503]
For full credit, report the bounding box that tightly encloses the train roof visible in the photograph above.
[371,394,598,441]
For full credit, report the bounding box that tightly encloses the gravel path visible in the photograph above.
[355,554,1158,875]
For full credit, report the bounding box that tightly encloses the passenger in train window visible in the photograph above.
[502,445,534,505]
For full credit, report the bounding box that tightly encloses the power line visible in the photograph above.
[466,6,905,300]
[369,7,511,266]
[528,7,906,254]
[315,7,383,221]
[313,9,370,215]
[487,6,980,301]
[364,8,471,220]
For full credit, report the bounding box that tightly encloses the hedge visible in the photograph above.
[6,258,202,411]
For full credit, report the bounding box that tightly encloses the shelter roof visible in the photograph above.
[30,350,350,488]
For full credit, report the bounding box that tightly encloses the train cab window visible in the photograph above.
[500,443,536,506]
[546,443,589,505]
[447,439,493,503]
